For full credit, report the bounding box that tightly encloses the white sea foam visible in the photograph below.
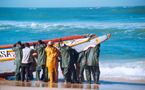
[100,61,145,79]
[0,21,145,40]
[0,21,145,30]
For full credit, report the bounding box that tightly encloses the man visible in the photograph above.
[58,39,73,83]
[12,41,23,81]
[45,41,60,83]
[85,44,100,84]
[21,43,34,82]
[69,48,78,83]
[77,51,87,84]
[34,40,48,82]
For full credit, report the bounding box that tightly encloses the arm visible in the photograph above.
[58,39,62,50]
[56,48,61,62]
[77,52,83,63]
[96,48,100,66]
[12,44,21,51]
[41,43,47,48]
[33,43,36,49]
[85,50,89,64]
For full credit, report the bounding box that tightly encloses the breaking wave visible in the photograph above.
[0,21,145,32]
[100,61,145,79]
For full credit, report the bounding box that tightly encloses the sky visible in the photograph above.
[0,0,145,7]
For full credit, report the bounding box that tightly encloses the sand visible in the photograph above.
[0,77,145,90]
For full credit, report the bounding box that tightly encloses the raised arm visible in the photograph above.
[12,44,22,51]
[58,39,62,50]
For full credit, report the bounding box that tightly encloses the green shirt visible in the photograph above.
[12,44,22,66]
[77,51,87,67]
[58,42,73,68]
[35,44,47,66]
[86,45,100,66]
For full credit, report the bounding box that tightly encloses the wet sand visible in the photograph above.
[0,77,145,90]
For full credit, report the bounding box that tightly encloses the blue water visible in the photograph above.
[0,6,145,79]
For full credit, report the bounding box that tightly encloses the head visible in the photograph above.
[61,44,67,48]
[25,43,29,47]
[47,40,53,46]
[37,40,42,45]
[96,44,100,49]
[17,41,21,45]
[98,44,100,47]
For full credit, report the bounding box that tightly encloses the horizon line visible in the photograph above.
[0,5,144,8]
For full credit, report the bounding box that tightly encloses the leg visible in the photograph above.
[76,63,80,80]
[93,66,100,84]
[28,63,33,80]
[63,67,70,83]
[25,64,30,82]
[85,66,91,84]
[29,71,33,80]
[54,67,58,83]
[48,68,54,83]
[71,65,77,83]
[41,65,45,80]
[15,65,21,81]
[21,65,25,82]
[44,67,48,82]
[36,69,41,81]
[67,68,72,82]
[79,66,84,83]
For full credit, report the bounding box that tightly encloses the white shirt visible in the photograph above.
[22,47,34,64]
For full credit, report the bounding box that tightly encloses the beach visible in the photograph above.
[0,77,145,90]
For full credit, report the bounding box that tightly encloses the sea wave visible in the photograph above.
[0,21,144,37]
[100,61,145,79]
[0,21,145,42]
[0,21,145,30]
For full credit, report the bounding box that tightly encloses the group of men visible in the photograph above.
[12,39,100,84]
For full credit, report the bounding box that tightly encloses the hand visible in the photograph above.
[59,38,62,42]
[33,43,36,46]
[96,62,98,66]
[13,43,16,47]
[33,43,36,48]
[77,63,80,66]
[85,60,88,64]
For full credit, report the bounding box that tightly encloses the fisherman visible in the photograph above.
[12,41,23,81]
[69,48,78,83]
[58,39,73,83]
[85,44,100,84]
[21,43,34,82]
[77,51,87,84]
[34,40,48,82]
[45,41,60,83]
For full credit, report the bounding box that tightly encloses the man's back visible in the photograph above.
[35,44,46,65]
[86,45,100,66]
[22,47,33,64]
[12,44,22,65]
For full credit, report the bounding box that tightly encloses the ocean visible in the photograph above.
[0,6,145,79]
